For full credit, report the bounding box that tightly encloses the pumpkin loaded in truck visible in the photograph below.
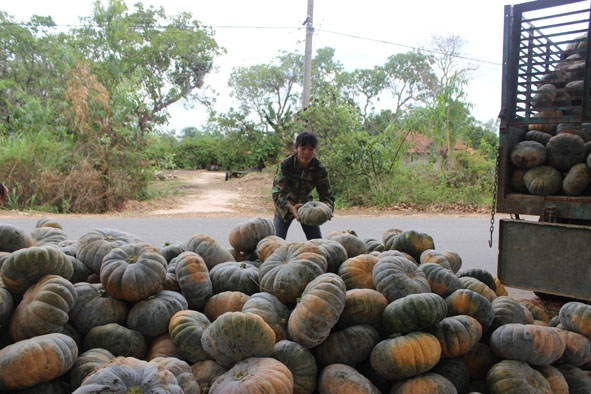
[495,0,591,300]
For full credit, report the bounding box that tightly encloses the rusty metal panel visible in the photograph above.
[498,219,591,300]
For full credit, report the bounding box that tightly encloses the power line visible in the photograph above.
[0,21,501,67]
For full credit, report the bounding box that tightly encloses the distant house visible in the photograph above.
[404,134,472,164]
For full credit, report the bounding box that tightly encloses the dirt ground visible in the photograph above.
[117,169,492,219]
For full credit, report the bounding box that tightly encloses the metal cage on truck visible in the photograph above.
[496,0,591,300]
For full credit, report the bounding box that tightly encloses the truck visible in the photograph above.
[496,0,591,300]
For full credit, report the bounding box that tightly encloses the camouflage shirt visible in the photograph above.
[272,154,335,221]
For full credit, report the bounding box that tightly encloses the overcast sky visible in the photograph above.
[3,0,519,131]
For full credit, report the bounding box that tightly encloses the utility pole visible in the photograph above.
[302,0,314,109]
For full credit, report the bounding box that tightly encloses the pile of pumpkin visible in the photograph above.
[1,217,591,393]
[509,33,591,197]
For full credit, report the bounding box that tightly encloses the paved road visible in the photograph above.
[1,214,502,273]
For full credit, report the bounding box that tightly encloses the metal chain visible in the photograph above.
[489,146,500,248]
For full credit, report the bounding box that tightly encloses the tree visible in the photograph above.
[427,34,478,156]
[338,66,387,120]
[382,51,438,120]
[72,0,222,137]
[228,51,302,144]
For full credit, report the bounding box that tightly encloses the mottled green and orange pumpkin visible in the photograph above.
[259,242,327,305]
[208,357,294,394]
[201,311,276,368]
[387,229,435,261]
[417,262,462,298]
[429,314,483,358]
[486,359,552,394]
[370,331,442,380]
[150,356,200,394]
[185,233,235,270]
[271,340,318,394]
[372,255,430,302]
[308,238,349,273]
[510,140,547,169]
[489,323,565,366]
[228,217,275,254]
[204,290,250,321]
[523,165,563,195]
[337,253,379,290]
[559,301,591,339]
[168,309,212,364]
[445,288,495,332]
[242,291,291,342]
[100,242,167,303]
[0,333,78,390]
[171,251,213,311]
[9,274,78,341]
[556,328,591,366]
[287,273,347,349]
[336,288,388,329]
[73,356,184,394]
[317,363,381,394]
[390,373,458,394]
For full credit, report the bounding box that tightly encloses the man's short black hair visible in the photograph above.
[295,130,318,149]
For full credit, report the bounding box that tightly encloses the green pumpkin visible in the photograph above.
[546,133,586,172]
[523,165,563,195]
[0,223,33,253]
[69,282,129,336]
[314,324,380,366]
[69,348,115,390]
[297,201,333,225]
[272,340,318,394]
[126,290,188,337]
[372,255,430,302]
[382,292,448,334]
[1,246,73,294]
[563,162,591,196]
[388,230,435,262]
[168,309,211,364]
[209,261,259,295]
[83,323,147,359]
[75,228,141,274]
[510,140,547,168]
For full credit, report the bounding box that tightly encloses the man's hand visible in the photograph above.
[288,203,303,221]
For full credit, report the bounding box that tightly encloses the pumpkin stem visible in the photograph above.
[234,369,248,381]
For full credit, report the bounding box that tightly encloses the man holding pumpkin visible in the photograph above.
[272,130,335,240]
